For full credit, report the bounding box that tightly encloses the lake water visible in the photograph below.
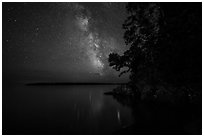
[3,83,134,134]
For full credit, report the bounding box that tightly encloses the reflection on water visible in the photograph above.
[108,85,202,135]
[3,83,133,135]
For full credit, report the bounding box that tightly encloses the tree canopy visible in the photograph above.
[109,3,162,83]
[109,2,201,85]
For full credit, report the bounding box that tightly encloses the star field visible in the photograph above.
[3,2,129,83]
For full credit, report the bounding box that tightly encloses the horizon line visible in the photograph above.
[26,82,127,86]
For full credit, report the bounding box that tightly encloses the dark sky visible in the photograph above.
[3,2,130,83]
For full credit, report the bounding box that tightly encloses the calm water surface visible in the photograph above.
[3,83,133,134]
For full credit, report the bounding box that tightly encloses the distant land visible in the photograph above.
[26,82,127,86]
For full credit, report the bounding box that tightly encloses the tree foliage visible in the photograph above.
[109,3,201,85]
[109,3,162,80]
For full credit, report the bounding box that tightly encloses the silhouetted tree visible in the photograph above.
[109,3,162,85]
[109,3,201,88]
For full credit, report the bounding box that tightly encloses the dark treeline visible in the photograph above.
[109,2,201,90]
[107,3,202,134]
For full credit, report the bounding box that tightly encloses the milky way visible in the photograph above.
[73,3,119,75]
[75,9,104,74]
[3,2,129,82]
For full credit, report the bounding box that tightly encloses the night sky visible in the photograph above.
[3,2,130,83]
